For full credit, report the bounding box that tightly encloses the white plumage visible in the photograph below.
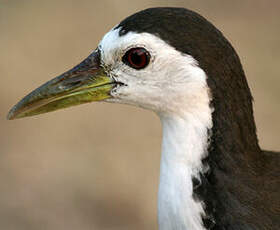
[100,28,213,230]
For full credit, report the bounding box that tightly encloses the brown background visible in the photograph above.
[0,1,279,229]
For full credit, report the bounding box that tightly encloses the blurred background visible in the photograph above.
[0,0,279,229]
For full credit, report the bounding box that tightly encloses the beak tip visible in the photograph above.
[7,109,16,120]
[7,105,21,120]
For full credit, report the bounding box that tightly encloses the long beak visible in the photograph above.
[7,49,115,120]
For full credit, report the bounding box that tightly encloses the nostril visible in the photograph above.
[66,80,82,87]
[61,75,90,88]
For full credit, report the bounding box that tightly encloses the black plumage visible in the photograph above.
[117,7,280,230]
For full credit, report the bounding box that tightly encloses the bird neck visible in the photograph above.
[158,112,212,230]
[157,103,261,230]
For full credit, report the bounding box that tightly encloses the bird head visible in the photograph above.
[7,8,209,120]
[7,7,251,122]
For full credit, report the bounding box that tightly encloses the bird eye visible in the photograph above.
[122,47,150,70]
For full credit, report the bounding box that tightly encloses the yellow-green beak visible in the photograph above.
[7,50,115,120]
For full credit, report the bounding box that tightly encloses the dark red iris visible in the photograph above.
[122,47,150,70]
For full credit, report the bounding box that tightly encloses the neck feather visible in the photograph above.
[158,107,212,230]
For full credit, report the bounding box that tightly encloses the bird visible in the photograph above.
[7,7,280,230]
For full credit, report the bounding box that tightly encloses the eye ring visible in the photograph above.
[122,47,150,70]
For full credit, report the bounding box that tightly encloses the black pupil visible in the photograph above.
[123,48,150,69]
[130,49,145,66]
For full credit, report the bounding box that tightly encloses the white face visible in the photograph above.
[99,27,210,116]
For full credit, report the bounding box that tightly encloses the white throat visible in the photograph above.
[158,106,212,230]
[99,27,214,230]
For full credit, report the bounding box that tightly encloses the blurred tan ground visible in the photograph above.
[0,0,279,229]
